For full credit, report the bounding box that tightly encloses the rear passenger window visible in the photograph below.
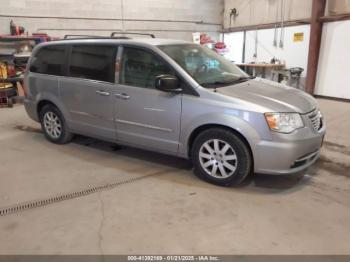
[30,45,66,75]
[69,45,116,83]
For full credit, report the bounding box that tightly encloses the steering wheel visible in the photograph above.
[194,63,208,76]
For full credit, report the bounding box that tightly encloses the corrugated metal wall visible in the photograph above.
[0,0,224,41]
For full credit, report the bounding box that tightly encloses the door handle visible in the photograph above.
[115,93,130,100]
[96,90,110,96]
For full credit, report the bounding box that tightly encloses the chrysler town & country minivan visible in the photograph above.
[23,38,325,186]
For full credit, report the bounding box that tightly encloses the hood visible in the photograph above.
[216,78,317,114]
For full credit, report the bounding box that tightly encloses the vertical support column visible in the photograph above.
[305,0,326,94]
[242,30,246,63]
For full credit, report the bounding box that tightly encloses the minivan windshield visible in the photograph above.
[158,44,251,87]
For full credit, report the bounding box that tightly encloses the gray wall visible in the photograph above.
[223,0,312,29]
[223,0,350,30]
[0,0,224,41]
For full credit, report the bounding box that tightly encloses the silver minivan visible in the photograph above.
[24,37,325,186]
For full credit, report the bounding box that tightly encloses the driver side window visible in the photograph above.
[120,47,173,89]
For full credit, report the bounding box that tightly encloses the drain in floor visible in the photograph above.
[0,170,167,216]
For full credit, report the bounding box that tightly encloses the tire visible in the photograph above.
[39,104,73,144]
[191,128,252,186]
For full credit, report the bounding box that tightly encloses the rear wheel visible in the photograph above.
[39,104,73,144]
[191,128,252,186]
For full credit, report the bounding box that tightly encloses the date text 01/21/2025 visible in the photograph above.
[127,255,220,261]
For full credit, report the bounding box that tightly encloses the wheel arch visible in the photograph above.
[187,124,254,166]
[37,99,56,118]
[35,94,70,124]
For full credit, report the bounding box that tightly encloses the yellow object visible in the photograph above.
[0,82,13,89]
[0,62,13,89]
[0,62,7,79]
[293,32,304,42]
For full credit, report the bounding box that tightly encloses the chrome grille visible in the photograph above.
[308,110,322,132]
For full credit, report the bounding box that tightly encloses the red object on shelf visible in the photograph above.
[200,33,213,45]
[10,20,25,36]
[215,42,226,49]
[0,33,57,42]
[32,33,53,42]
[7,64,16,77]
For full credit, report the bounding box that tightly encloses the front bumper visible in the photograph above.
[253,120,325,175]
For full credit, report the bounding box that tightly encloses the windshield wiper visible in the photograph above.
[223,76,255,85]
[202,76,255,87]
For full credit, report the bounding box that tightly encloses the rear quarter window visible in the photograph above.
[30,45,66,76]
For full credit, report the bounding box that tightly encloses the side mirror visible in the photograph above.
[155,75,182,93]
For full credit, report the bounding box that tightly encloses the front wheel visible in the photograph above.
[39,104,73,144]
[191,128,252,186]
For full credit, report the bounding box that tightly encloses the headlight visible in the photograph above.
[264,112,304,133]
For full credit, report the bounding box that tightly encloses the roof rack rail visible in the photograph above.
[110,36,131,39]
[110,32,155,38]
[63,34,107,39]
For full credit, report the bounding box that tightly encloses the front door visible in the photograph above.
[115,46,182,153]
[60,44,118,140]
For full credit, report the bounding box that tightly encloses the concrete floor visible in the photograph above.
[0,99,349,255]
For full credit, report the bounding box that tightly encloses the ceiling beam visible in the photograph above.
[223,19,310,33]
[319,13,350,22]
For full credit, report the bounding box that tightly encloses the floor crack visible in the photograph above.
[98,191,106,256]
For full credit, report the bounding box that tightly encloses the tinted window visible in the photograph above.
[69,45,116,83]
[30,45,66,75]
[120,47,173,88]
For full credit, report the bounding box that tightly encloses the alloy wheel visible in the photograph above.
[43,111,62,139]
[199,139,238,179]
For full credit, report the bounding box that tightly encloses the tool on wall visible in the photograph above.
[229,8,239,28]
[10,20,25,36]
